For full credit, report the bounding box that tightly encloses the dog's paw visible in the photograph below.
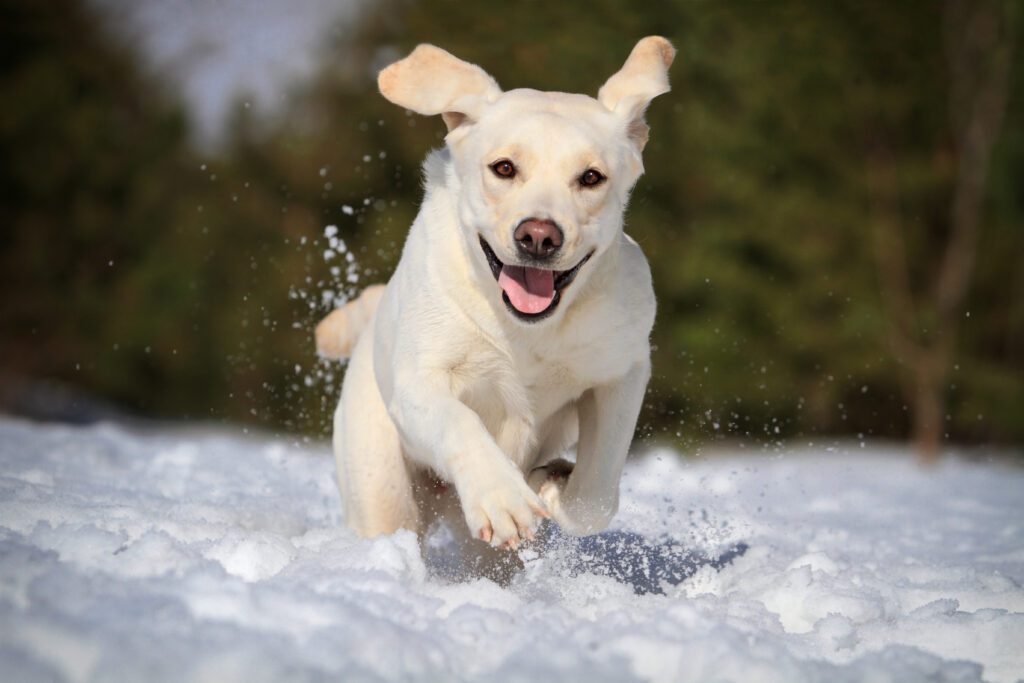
[461,469,548,550]
[526,459,612,536]
[527,458,574,494]
[526,459,574,529]
[528,458,573,510]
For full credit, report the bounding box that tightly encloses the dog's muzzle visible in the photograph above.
[479,237,592,322]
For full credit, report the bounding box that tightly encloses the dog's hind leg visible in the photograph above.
[333,318,419,537]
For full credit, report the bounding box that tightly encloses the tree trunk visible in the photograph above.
[866,0,1013,463]
[911,355,946,464]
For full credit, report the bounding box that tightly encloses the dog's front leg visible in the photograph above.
[531,360,650,535]
[387,380,547,549]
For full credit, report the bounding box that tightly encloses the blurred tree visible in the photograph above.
[0,0,196,415]
[1,0,1021,452]
[866,0,1016,461]
[0,0,328,427]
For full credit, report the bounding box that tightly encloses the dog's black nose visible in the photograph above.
[514,219,563,260]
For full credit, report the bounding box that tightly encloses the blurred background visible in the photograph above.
[1,0,1021,459]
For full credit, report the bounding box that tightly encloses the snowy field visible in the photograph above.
[1,415,1022,683]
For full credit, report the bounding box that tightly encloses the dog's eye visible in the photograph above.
[579,169,606,187]
[490,160,516,179]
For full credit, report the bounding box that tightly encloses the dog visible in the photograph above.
[316,37,673,562]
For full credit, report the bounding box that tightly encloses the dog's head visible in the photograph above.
[378,37,674,323]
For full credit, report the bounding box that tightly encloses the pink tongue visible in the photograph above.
[498,265,555,314]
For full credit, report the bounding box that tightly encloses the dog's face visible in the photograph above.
[378,38,674,323]
[448,91,638,321]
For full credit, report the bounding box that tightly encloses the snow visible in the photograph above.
[1,415,1022,683]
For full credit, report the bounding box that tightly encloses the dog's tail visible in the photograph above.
[315,284,385,360]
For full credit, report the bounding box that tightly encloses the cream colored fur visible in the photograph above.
[315,284,385,360]
[325,37,674,550]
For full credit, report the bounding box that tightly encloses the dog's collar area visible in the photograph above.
[478,236,593,323]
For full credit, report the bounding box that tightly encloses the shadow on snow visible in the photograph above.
[424,520,748,596]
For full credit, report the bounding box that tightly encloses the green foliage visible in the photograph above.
[1,0,196,413]
[0,0,1020,448]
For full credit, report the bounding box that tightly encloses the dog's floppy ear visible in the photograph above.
[378,44,502,132]
[598,36,675,150]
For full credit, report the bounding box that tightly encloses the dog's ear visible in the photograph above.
[598,36,675,150]
[378,44,502,132]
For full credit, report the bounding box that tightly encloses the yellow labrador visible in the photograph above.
[317,37,673,552]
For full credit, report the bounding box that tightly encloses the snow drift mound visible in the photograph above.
[1,416,1022,682]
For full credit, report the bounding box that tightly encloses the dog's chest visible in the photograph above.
[450,343,582,423]
[521,352,582,413]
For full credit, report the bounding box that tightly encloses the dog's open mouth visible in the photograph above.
[479,237,592,322]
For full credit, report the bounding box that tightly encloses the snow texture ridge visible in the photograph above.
[1,416,1022,682]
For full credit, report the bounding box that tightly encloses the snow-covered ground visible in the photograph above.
[1,415,1022,683]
